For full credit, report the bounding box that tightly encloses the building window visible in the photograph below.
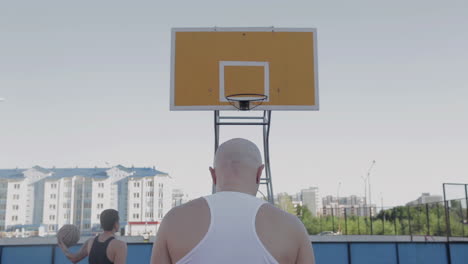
[49,215,56,221]
[13,194,20,200]
[64,213,69,219]
[147,181,153,187]
[64,192,71,198]
[96,203,104,209]
[158,209,163,219]
[85,192,91,198]
[133,182,140,188]
[50,183,57,189]
[63,203,71,209]
[14,184,20,189]
[11,215,18,221]
[98,193,104,198]
[133,203,140,209]
[50,194,57,199]
[12,205,19,210]
[159,200,163,208]
[133,213,139,219]
[0,214,5,220]
[84,223,90,229]
[48,225,55,231]
[97,214,100,220]
[98,183,104,188]
[133,193,140,198]
[49,204,56,210]
[84,202,92,209]
[147,191,154,197]
[159,191,163,198]
[145,212,153,218]
[0,204,6,210]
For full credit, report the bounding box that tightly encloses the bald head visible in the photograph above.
[210,138,264,195]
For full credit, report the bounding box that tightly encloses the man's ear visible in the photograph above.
[256,165,265,184]
[209,167,216,185]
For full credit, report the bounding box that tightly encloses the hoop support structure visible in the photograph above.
[213,110,274,204]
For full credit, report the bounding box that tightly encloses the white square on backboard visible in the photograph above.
[219,61,270,102]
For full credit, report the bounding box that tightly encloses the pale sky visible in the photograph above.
[1,0,467,206]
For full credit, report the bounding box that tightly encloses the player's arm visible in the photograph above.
[295,220,316,264]
[58,238,90,263]
[113,241,128,264]
[150,210,173,264]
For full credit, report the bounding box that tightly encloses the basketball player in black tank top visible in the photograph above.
[58,209,128,264]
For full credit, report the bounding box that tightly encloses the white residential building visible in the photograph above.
[0,165,172,236]
[301,187,319,216]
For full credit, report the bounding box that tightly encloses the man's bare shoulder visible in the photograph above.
[256,203,309,263]
[110,238,127,247]
[258,203,306,232]
[164,198,208,222]
[161,197,210,236]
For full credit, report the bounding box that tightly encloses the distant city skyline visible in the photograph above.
[1,0,467,207]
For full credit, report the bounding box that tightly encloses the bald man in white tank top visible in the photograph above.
[151,138,315,264]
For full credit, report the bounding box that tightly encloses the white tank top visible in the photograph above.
[176,191,279,264]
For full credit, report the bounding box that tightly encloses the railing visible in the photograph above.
[0,241,467,264]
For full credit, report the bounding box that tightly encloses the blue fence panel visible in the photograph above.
[127,243,153,263]
[398,243,448,264]
[350,243,398,264]
[312,243,348,264]
[1,246,53,264]
[54,245,89,264]
[450,243,468,264]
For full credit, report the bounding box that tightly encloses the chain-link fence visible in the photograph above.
[299,183,468,238]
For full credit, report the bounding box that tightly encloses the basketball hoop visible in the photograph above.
[225,93,268,111]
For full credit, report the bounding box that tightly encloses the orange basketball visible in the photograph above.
[57,224,80,247]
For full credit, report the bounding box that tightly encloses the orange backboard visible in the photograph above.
[171,27,319,111]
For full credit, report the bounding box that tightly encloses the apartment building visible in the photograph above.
[0,165,172,236]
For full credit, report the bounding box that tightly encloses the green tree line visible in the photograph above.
[294,200,467,237]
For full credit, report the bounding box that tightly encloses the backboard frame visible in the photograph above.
[170,27,319,111]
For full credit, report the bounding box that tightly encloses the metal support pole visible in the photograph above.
[443,183,451,240]
[459,202,464,237]
[408,206,413,241]
[344,209,348,235]
[212,110,274,204]
[263,111,274,204]
[331,209,335,233]
[357,208,361,235]
[465,184,468,235]
[213,111,220,194]
[437,203,441,236]
[426,203,430,236]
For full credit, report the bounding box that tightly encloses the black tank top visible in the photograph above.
[89,235,115,264]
